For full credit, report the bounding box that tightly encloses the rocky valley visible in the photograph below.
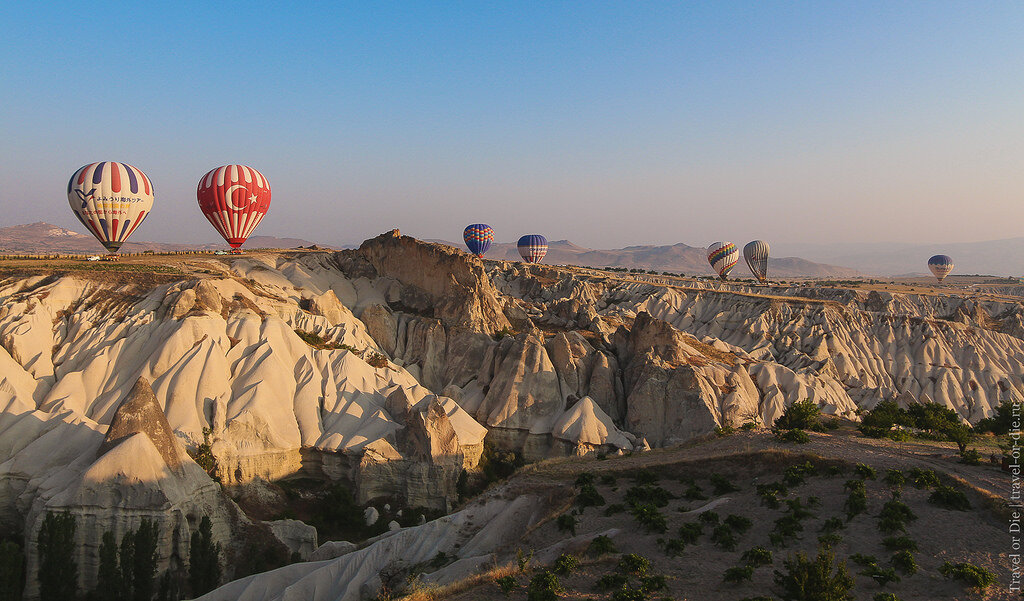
[0,230,1017,600]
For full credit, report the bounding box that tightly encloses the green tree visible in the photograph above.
[188,517,221,597]
[94,531,121,601]
[773,547,854,601]
[37,512,78,601]
[132,519,159,601]
[0,540,25,601]
[775,400,823,431]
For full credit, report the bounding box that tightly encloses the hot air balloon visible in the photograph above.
[517,234,548,263]
[928,255,954,282]
[743,240,770,283]
[197,165,271,253]
[707,241,739,280]
[67,162,154,256]
[463,224,494,258]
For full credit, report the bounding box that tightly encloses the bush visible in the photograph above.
[820,517,845,533]
[663,538,686,557]
[495,574,516,596]
[872,594,902,601]
[552,553,578,576]
[604,503,626,516]
[825,465,845,478]
[844,485,867,521]
[589,535,617,556]
[712,524,739,551]
[556,513,577,535]
[891,550,917,575]
[625,485,673,508]
[860,564,900,587]
[742,546,773,567]
[849,553,878,567]
[365,352,389,368]
[574,472,595,486]
[939,561,997,589]
[775,400,823,431]
[784,498,815,520]
[639,574,667,594]
[576,483,606,509]
[610,586,646,601]
[632,469,659,485]
[929,485,971,511]
[783,462,816,487]
[881,536,918,552]
[772,547,854,601]
[710,473,741,494]
[527,571,561,601]
[758,481,788,508]
[775,428,810,444]
[188,427,220,481]
[725,515,753,534]
[596,573,628,591]
[480,441,524,483]
[724,565,755,583]
[772,515,804,545]
[630,503,667,533]
[908,468,940,489]
[599,474,617,486]
[678,522,703,544]
[883,469,905,489]
[877,499,916,534]
[959,449,982,465]
[854,463,877,480]
[682,482,707,500]
[975,399,1018,435]
[617,553,651,577]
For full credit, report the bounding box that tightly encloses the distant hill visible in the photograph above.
[774,237,1024,277]
[432,239,862,278]
[0,222,329,254]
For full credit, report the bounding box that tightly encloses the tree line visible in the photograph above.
[0,512,221,601]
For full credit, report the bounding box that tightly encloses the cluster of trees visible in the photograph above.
[859,400,989,451]
[9,512,222,601]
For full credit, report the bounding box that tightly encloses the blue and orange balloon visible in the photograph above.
[517,234,548,263]
[463,224,494,258]
[68,162,154,254]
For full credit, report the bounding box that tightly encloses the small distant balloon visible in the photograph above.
[197,165,272,252]
[743,240,770,283]
[463,224,494,258]
[67,162,154,254]
[928,254,954,282]
[517,234,548,263]
[707,241,739,280]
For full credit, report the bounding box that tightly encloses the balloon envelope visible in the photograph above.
[463,224,494,257]
[743,240,770,283]
[928,254,954,282]
[517,234,548,263]
[707,241,739,280]
[197,165,272,250]
[67,162,154,253]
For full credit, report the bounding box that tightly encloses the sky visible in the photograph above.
[1,2,1022,250]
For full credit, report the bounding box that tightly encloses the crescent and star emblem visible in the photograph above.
[225,184,258,210]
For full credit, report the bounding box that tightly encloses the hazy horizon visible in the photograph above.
[2,3,1022,251]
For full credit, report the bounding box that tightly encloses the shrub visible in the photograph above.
[632,469,659,485]
[725,515,753,534]
[589,535,617,556]
[0,540,24,601]
[860,564,900,587]
[527,571,561,601]
[724,565,755,583]
[775,400,823,431]
[630,503,668,533]
[678,523,703,544]
[365,351,389,368]
[783,461,817,487]
[849,553,878,567]
[877,499,916,534]
[939,561,997,589]
[189,427,220,481]
[639,574,667,593]
[516,548,533,572]
[480,441,524,483]
[872,594,902,601]
[574,472,595,486]
[663,538,686,557]
[883,469,905,489]
[552,553,579,576]
[576,483,606,509]
[776,428,810,444]
[772,547,854,601]
[495,574,516,596]
[820,517,845,533]
[784,498,815,520]
[682,483,707,500]
[617,553,651,577]
[556,513,577,535]
[599,474,617,486]
[825,465,845,478]
[929,485,971,511]
[975,398,1017,435]
[712,524,739,551]
[604,503,626,516]
[908,468,940,489]
[757,481,788,508]
[610,586,645,601]
[881,536,918,552]
[844,488,867,521]
[625,485,673,508]
[710,473,741,494]
[854,463,877,480]
[817,533,842,547]
[772,515,803,544]
[959,449,982,465]
[742,546,773,567]
[891,550,917,575]
[596,573,628,591]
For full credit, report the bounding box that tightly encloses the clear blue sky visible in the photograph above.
[1,2,1022,248]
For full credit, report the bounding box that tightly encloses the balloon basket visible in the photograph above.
[229,249,243,255]
[101,254,119,262]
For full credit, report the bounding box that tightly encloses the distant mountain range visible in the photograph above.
[0,222,327,254]
[432,239,863,278]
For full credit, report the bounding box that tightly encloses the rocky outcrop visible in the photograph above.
[98,377,184,470]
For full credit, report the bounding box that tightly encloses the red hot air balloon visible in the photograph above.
[197,165,271,252]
